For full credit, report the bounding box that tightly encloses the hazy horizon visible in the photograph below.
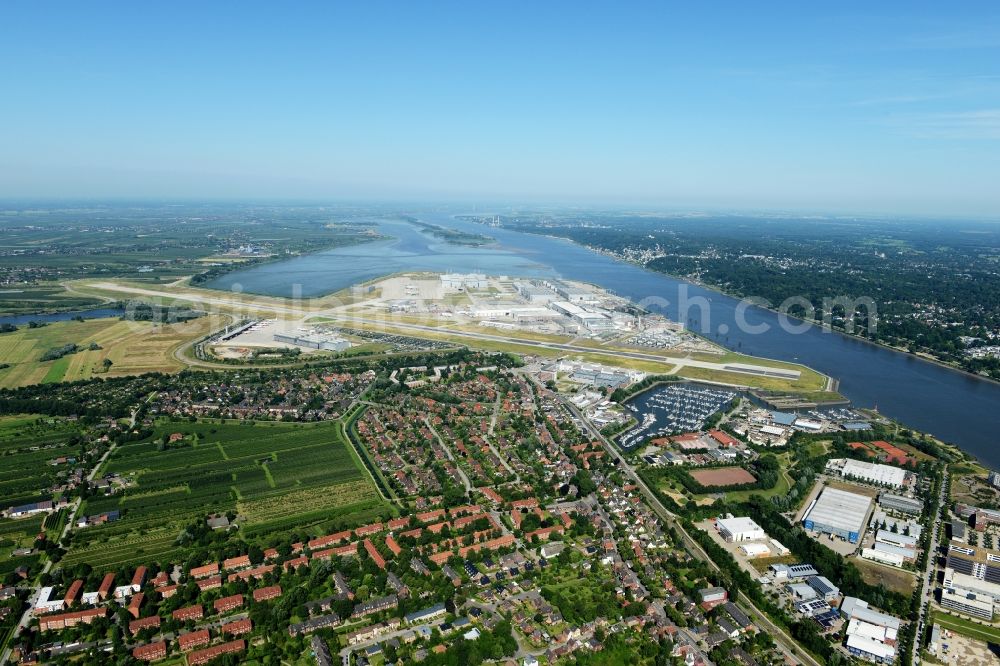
[2,2,999,216]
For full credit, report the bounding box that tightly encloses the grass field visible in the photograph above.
[63,418,389,567]
[0,315,225,388]
[930,610,1000,645]
[0,283,104,316]
[850,556,917,596]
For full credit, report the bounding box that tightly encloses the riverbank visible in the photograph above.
[573,239,1000,388]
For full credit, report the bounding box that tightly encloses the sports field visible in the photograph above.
[690,467,758,487]
[62,418,389,568]
[0,315,224,388]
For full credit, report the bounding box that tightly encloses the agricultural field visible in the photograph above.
[0,415,81,510]
[0,284,104,316]
[0,314,225,388]
[63,418,389,568]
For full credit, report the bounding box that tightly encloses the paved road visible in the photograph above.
[552,380,820,666]
[424,418,472,493]
[911,468,948,665]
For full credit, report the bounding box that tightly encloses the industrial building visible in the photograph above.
[940,587,994,620]
[877,492,923,516]
[870,541,915,563]
[951,520,968,543]
[739,542,771,558]
[875,529,917,549]
[802,486,872,543]
[716,516,766,543]
[943,566,1000,601]
[839,597,901,631]
[827,458,908,489]
[514,281,557,303]
[273,332,350,351]
[861,547,904,568]
[946,541,1000,584]
[550,301,614,332]
[440,273,488,290]
[547,280,594,303]
[769,563,818,580]
[806,576,841,601]
[845,619,897,664]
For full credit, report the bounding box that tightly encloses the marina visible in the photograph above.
[618,383,738,449]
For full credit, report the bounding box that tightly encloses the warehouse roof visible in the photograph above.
[804,487,871,535]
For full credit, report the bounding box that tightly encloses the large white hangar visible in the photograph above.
[803,486,872,543]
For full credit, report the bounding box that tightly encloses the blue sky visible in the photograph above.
[1,2,999,216]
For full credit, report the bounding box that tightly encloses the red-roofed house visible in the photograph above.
[222,555,251,571]
[355,522,383,537]
[37,607,106,631]
[221,618,252,636]
[190,563,219,579]
[388,516,410,530]
[127,592,144,619]
[177,629,210,651]
[283,555,309,571]
[363,539,386,569]
[132,641,167,662]
[128,615,161,635]
[196,575,222,592]
[158,584,179,599]
[130,566,147,591]
[187,639,245,666]
[385,535,402,556]
[308,530,352,550]
[97,573,115,600]
[481,487,503,504]
[63,579,83,607]
[172,605,204,622]
[252,585,282,602]
[214,594,243,613]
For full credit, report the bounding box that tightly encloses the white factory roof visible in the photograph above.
[804,486,872,535]
[847,617,897,643]
[839,597,901,630]
[739,543,771,557]
[876,529,918,548]
[551,301,587,316]
[862,548,904,567]
[717,516,765,537]
[846,633,896,660]
[839,458,907,487]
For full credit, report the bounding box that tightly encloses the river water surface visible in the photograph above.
[207,213,1000,470]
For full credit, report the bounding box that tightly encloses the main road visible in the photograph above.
[911,468,948,665]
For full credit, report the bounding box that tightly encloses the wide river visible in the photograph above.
[209,213,1000,470]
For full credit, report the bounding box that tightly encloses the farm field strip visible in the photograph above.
[63,417,389,566]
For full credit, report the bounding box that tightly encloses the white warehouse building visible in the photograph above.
[716,516,766,542]
[828,458,908,489]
